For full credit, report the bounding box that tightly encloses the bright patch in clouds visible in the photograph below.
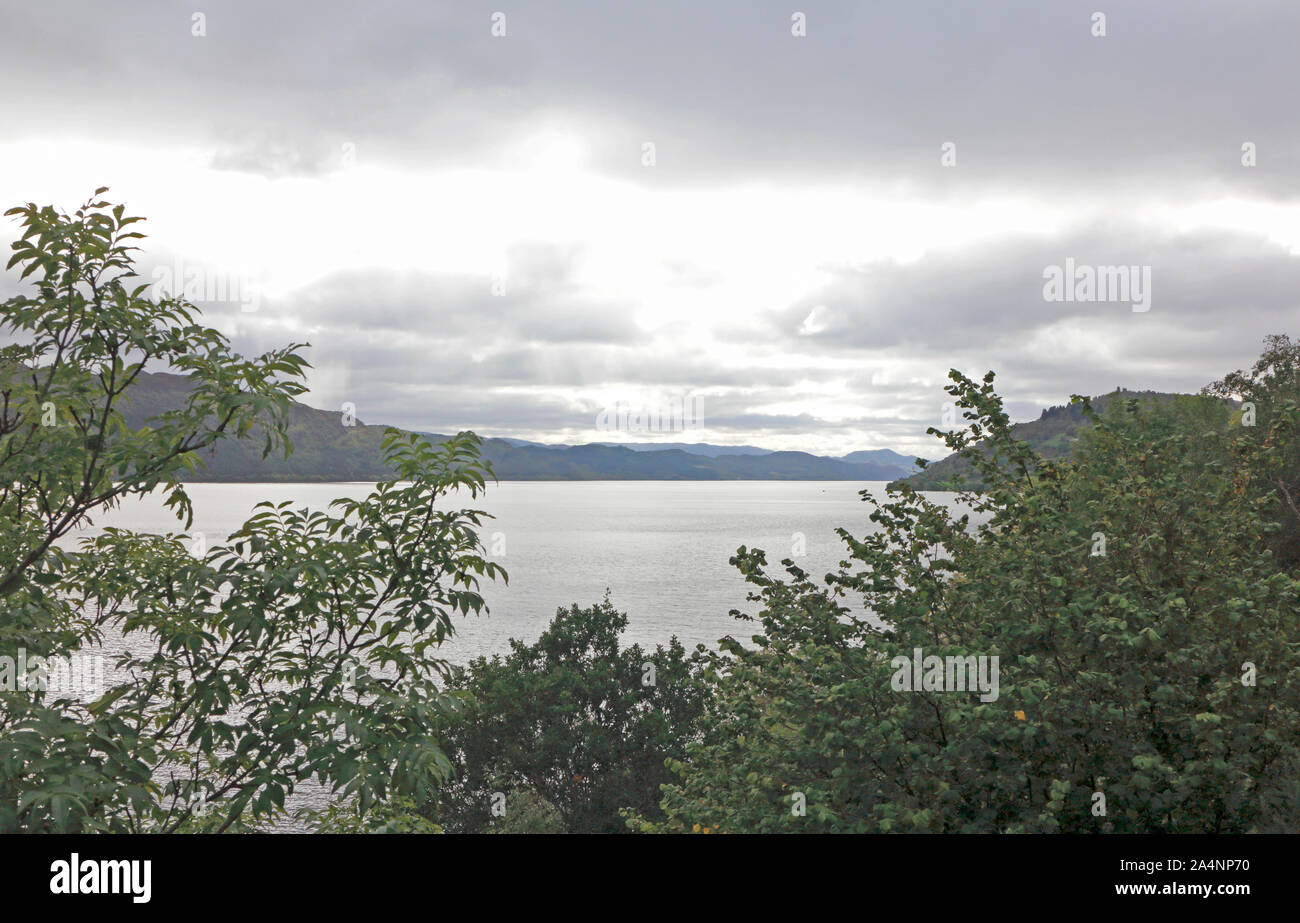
[2,1,1298,457]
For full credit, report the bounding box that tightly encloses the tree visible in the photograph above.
[0,192,505,832]
[647,366,1299,833]
[430,597,710,833]
[1206,333,1300,570]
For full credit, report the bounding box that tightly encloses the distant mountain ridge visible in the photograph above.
[499,439,776,457]
[501,439,921,467]
[838,448,920,468]
[119,372,923,482]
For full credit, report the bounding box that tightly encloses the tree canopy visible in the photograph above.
[640,367,1299,833]
[0,193,504,832]
[429,597,709,833]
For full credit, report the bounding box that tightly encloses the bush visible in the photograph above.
[430,597,710,833]
[648,367,1299,833]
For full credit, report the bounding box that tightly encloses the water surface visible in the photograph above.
[65,480,973,830]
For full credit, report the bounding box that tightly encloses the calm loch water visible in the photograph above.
[74,480,954,659]
[65,480,975,829]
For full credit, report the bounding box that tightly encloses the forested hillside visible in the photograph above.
[119,371,917,481]
[893,390,1223,489]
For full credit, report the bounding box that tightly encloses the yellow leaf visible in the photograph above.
[1014,710,1026,720]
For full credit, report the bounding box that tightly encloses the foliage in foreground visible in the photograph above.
[1206,333,1300,571]
[429,598,710,833]
[641,359,1299,833]
[0,193,504,832]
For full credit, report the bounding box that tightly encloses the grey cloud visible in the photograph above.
[283,244,641,346]
[4,1,1299,454]
[2,1,1298,197]
[210,135,346,179]
[782,223,1300,354]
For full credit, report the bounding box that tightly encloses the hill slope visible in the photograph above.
[891,389,1201,490]
[119,372,916,482]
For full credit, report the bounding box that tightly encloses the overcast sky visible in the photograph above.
[2,1,1297,456]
